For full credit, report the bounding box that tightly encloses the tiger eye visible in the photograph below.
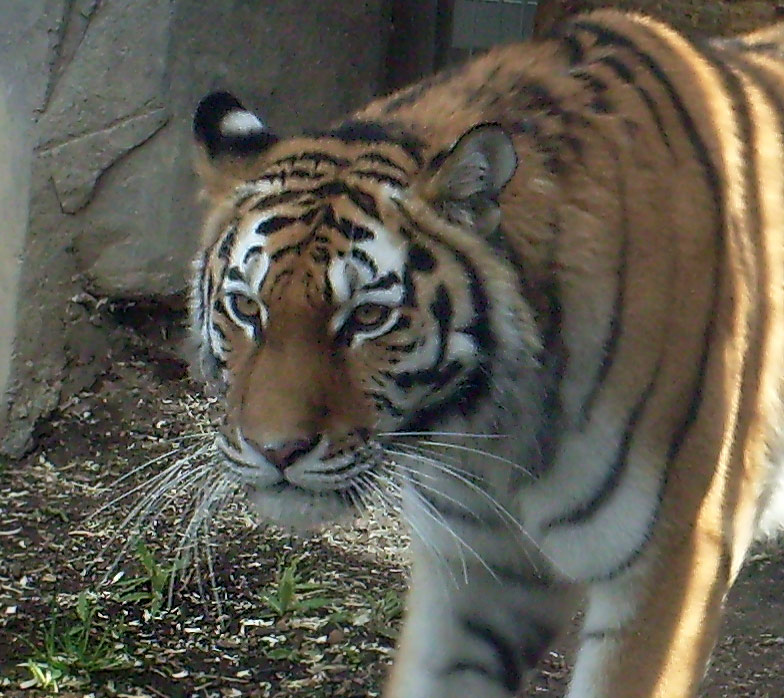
[351,303,391,330]
[233,294,258,317]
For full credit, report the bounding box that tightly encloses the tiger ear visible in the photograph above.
[192,91,279,200]
[422,123,517,235]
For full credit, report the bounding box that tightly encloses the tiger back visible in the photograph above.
[189,11,784,698]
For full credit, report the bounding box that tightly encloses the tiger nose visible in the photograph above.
[260,437,320,471]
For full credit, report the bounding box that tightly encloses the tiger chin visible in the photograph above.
[187,10,784,698]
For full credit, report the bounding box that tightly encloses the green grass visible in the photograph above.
[260,556,336,618]
[110,539,178,613]
[369,589,404,639]
[19,591,132,692]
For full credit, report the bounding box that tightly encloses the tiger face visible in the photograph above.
[191,92,532,529]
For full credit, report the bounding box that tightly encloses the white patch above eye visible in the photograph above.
[328,257,353,304]
[446,332,478,362]
[220,110,265,136]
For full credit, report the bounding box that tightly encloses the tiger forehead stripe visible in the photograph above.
[319,119,427,168]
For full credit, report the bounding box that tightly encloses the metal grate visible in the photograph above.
[450,0,539,50]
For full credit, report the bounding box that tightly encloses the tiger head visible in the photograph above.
[190,92,539,529]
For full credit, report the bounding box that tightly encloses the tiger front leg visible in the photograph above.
[384,545,577,698]
[565,528,736,698]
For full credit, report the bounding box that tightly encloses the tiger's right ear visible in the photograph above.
[192,91,279,200]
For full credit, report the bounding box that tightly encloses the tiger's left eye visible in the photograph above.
[349,303,392,331]
[227,292,259,319]
[234,295,258,316]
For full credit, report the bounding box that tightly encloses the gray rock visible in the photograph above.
[0,0,390,457]
[42,107,169,214]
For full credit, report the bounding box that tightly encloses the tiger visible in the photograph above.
[188,10,784,698]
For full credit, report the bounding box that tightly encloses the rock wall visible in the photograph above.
[0,0,389,457]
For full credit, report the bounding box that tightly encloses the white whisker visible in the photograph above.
[385,445,552,573]
[366,468,461,587]
[379,430,508,440]
[413,439,532,476]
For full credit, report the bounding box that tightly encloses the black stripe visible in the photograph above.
[323,271,334,305]
[195,249,210,327]
[694,42,761,297]
[394,208,497,430]
[323,207,375,241]
[694,42,757,222]
[571,69,609,96]
[267,151,350,169]
[388,314,412,333]
[595,55,674,152]
[363,272,400,292]
[460,618,521,692]
[408,243,437,272]
[352,169,407,188]
[401,267,416,307]
[546,360,662,529]
[217,225,237,260]
[290,168,322,179]
[270,243,306,262]
[251,189,308,210]
[573,19,724,471]
[272,180,381,221]
[242,245,264,265]
[345,187,381,220]
[700,41,772,532]
[380,63,463,115]
[520,82,567,118]
[558,32,586,65]
[389,359,463,391]
[578,150,628,426]
[714,46,784,352]
[226,267,243,282]
[720,51,784,133]
[536,276,565,474]
[304,181,348,200]
[354,151,409,174]
[556,20,727,580]
[487,222,564,475]
[320,120,426,167]
[255,216,295,236]
[369,392,404,417]
[430,284,453,365]
[350,248,378,276]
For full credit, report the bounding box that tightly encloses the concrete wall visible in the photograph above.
[0,0,390,457]
[0,0,53,456]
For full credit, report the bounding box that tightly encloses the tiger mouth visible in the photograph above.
[242,478,363,530]
[214,432,391,528]
[255,479,360,500]
[219,450,375,493]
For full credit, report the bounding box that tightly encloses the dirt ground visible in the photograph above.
[0,305,783,697]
